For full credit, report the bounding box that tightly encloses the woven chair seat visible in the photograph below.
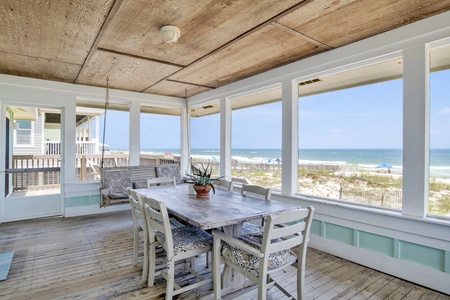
[156,225,213,254]
[221,231,295,271]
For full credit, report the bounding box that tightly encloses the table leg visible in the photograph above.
[222,223,242,237]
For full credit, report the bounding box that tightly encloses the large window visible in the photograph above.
[140,112,180,164]
[14,120,33,146]
[191,113,220,176]
[232,101,282,190]
[74,105,105,181]
[97,109,130,169]
[298,58,403,209]
[429,43,450,217]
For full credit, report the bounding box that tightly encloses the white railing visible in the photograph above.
[75,142,97,155]
[45,142,61,155]
[45,141,97,155]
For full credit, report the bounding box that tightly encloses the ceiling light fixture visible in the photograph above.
[160,25,180,44]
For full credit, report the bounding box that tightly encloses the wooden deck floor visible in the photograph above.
[0,211,448,300]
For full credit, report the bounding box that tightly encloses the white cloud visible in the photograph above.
[437,107,450,115]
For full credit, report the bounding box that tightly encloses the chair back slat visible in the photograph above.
[267,235,304,254]
[270,221,306,240]
[216,179,233,191]
[145,207,166,233]
[241,184,271,200]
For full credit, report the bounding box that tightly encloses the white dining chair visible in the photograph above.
[241,183,272,228]
[129,188,145,267]
[129,188,174,283]
[129,188,158,283]
[141,194,213,298]
[213,206,315,300]
[241,183,271,200]
[215,179,234,192]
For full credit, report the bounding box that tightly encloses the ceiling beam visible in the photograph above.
[96,47,185,68]
[74,0,126,84]
[271,22,333,50]
[166,79,216,89]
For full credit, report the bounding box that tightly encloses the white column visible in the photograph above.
[281,79,299,195]
[180,107,190,174]
[220,97,232,179]
[62,98,77,183]
[129,102,140,166]
[402,44,430,217]
[40,112,46,155]
[95,116,100,154]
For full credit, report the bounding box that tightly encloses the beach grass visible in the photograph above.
[429,178,450,215]
[193,157,449,216]
[231,168,449,216]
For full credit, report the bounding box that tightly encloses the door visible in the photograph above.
[5,117,9,197]
[2,105,63,222]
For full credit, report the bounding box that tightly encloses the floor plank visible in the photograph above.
[0,211,448,300]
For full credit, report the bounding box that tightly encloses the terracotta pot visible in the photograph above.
[193,185,212,199]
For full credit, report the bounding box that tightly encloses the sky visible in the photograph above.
[100,69,449,150]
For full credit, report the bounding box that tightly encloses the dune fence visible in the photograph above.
[339,187,402,209]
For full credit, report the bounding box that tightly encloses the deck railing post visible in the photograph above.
[80,156,87,181]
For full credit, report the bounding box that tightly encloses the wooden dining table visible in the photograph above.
[134,184,300,295]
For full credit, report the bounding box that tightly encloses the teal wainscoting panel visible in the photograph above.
[311,220,321,236]
[394,239,400,258]
[359,231,395,257]
[445,251,450,273]
[399,241,445,272]
[324,223,353,245]
[65,195,100,207]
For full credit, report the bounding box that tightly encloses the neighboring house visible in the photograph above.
[11,107,105,156]
[13,113,42,155]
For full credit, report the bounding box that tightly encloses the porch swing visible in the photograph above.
[98,79,183,207]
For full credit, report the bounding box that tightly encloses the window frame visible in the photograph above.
[13,120,34,147]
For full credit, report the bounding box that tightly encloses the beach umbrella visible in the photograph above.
[376,163,392,169]
[268,158,282,164]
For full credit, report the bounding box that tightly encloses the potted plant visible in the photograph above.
[184,162,221,199]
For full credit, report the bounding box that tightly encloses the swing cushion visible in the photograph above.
[132,180,147,189]
[156,165,183,184]
[103,169,132,199]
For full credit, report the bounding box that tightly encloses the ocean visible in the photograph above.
[139,148,450,178]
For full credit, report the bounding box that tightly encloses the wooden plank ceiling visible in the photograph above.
[1,0,450,99]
